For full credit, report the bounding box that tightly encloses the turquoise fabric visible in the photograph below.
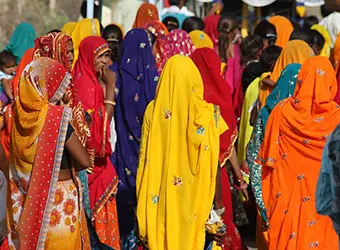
[161,13,188,27]
[246,63,301,226]
[261,63,301,130]
[316,124,340,235]
[5,23,36,64]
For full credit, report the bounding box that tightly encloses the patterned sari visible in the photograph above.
[158,29,195,73]
[7,57,90,250]
[192,48,242,250]
[112,29,159,250]
[73,36,120,249]
[133,3,159,29]
[143,20,168,74]
[257,57,339,249]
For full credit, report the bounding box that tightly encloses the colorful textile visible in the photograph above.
[5,23,36,64]
[317,124,340,235]
[136,55,227,250]
[333,34,340,104]
[7,58,90,249]
[71,18,100,67]
[133,3,159,29]
[246,64,301,228]
[34,32,72,72]
[222,44,242,96]
[191,48,237,165]
[112,29,158,237]
[159,29,195,73]
[204,14,220,47]
[143,20,169,74]
[268,16,293,48]
[73,36,120,249]
[257,57,339,249]
[311,24,332,57]
[189,30,213,49]
[237,77,259,162]
[62,21,77,36]
[270,40,313,83]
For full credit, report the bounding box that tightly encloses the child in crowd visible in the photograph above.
[0,51,15,105]
[258,45,282,107]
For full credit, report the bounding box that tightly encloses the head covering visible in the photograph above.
[62,21,77,36]
[189,30,213,49]
[204,14,220,46]
[159,29,195,73]
[261,63,301,130]
[311,24,332,57]
[5,23,36,64]
[133,3,159,29]
[113,28,159,235]
[258,56,340,250]
[143,20,169,73]
[191,48,237,164]
[10,57,72,249]
[136,55,227,250]
[320,12,340,46]
[34,32,73,72]
[271,40,313,82]
[268,16,293,48]
[71,18,100,67]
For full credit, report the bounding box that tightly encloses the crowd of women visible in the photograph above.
[1,1,340,250]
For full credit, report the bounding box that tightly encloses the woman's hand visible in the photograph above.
[101,67,116,88]
[242,188,249,202]
[213,232,227,247]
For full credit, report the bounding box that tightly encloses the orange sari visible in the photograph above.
[257,56,340,249]
[269,16,293,48]
[259,40,313,107]
[133,3,159,29]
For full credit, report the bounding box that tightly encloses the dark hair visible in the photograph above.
[47,29,61,34]
[311,30,325,55]
[80,0,100,19]
[321,5,332,18]
[102,24,123,62]
[0,50,16,67]
[254,20,277,46]
[217,13,239,63]
[169,0,182,6]
[240,35,264,67]
[289,28,314,46]
[303,15,319,29]
[181,16,204,33]
[260,45,282,72]
[162,16,179,32]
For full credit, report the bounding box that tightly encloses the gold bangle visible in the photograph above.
[104,100,116,106]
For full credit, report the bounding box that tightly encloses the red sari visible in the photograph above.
[72,36,120,249]
[191,48,242,250]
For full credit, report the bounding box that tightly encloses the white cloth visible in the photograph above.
[242,0,276,7]
[111,0,143,34]
[320,12,340,46]
[304,0,325,6]
[110,117,117,153]
[160,5,195,17]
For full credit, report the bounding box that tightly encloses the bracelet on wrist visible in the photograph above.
[104,100,116,106]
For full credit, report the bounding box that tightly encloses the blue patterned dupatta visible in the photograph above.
[246,64,301,226]
[112,28,159,244]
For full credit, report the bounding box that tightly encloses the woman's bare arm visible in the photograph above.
[65,133,90,171]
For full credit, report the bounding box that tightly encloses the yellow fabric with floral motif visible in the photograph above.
[136,55,227,250]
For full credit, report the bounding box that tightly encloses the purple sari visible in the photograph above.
[112,28,159,237]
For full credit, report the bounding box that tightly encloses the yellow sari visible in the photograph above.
[136,55,227,250]
[62,21,77,36]
[311,24,332,57]
[189,30,213,49]
[71,18,100,67]
[237,77,259,162]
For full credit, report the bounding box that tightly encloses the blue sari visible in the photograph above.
[111,28,159,249]
[246,63,301,226]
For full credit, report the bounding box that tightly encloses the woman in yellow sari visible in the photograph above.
[62,21,77,36]
[136,55,227,250]
[71,18,100,67]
